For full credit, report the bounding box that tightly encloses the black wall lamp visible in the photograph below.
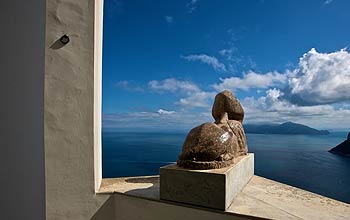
[59,34,70,45]
[50,34,70,49]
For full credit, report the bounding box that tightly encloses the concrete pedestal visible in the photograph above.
[160,153,254,210]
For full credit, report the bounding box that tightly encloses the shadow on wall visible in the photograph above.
[91,176,160,220]
[50,34,70,49]
[125,176,160,199]
[91,196,115,220]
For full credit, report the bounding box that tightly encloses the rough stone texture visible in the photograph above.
[161,154,254,210]
[178,122,236,169]
[217,115,248,157]
[212,90,244,123]
[225,155,254,209]
[229,175,350,220]
[178,90,248,169]
[227,120,248,156]
[45,0,109,219]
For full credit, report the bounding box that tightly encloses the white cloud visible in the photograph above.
[164,16,174,24]
[103,110,212,131]
[113,48,350,129]
[181,54,227,72]
[148,78,200,94]
[246,88,333,115]
[215,48,350,105]
[176,91,216,108]
[157,109,175,115]
[241,88,350,129]
[212,71,287,91]
[186,0,200,13]
[148,78,215,109]
[219,47,256,73]
[115,80,144,92]
[147,80,216,110]
[103,88,350,130]
[289,48,350,105]
[219,49,235,61]
[323,0,333,5]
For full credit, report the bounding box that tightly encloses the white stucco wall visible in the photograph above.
[45,0,109,219]
[94,0,104,193]
[92,193,260,220]
[0,0,46,219]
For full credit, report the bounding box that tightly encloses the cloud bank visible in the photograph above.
[213,71,287,91]
[241,88,350,129]
[176,91,216,108]
[103,110,212,131]
[148,78,200,93]
[289,48,350,105]
[110,48,350,130]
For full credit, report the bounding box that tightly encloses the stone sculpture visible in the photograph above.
[177,90,248,169]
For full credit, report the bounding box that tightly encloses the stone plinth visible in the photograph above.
[160,153,254,210]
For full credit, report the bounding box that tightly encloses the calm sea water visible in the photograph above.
[102,131,350,203]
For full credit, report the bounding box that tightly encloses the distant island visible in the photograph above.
[243,122,330,135]
[329,132,350,157]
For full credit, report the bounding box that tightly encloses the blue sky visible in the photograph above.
[102,0,350,131]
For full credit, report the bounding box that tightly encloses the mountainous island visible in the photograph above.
[329,132,350,157]
[243,122,330,135]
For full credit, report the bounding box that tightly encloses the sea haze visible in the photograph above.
[102,131,350,203]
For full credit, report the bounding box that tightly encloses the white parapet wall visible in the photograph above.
[45,0,109,219]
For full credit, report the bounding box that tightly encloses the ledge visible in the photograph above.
[160,154,254,210]
[98,174,350,220]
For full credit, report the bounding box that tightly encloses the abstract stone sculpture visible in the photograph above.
[212,90,244,123]
[177,90,248,169]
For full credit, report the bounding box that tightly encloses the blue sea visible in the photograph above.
[102,131,350,203]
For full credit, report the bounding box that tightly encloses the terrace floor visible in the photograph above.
[99,175,350,220]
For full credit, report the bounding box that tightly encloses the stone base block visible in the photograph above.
[160,153,254,210]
